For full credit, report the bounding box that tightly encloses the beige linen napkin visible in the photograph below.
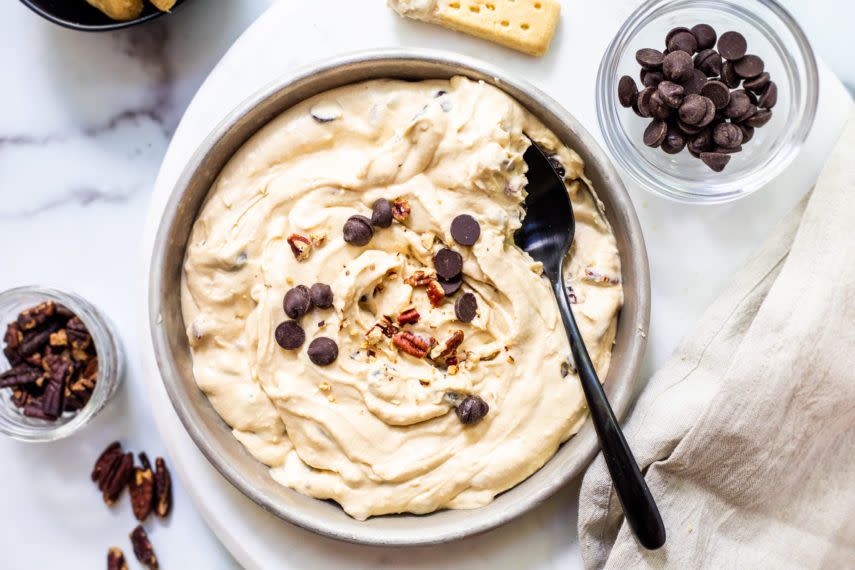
[578,110,855,569]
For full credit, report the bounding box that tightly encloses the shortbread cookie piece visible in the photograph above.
[150,0,177,12]
[85,0,144,20]
[388,0,560,56]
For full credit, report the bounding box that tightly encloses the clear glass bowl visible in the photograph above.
[596,0,818,203]
[0,287,123,442]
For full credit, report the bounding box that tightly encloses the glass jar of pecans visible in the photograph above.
[0,287,123,442]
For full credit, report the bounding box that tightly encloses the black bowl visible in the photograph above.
[20,0,187,31]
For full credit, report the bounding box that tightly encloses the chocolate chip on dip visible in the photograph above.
[307,337,339,366]
[310,283,334,309]
[456,395,489,425]
[275,321,305,350]
[454,292,478,323]
[343,215,374,246]
[618,23,778,171]
[284,285,313,319]
[450,214,481,246]
[433,248,463,281]
[370,198,393,228]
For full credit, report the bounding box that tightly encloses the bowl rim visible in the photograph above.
[18,0,184,32]
[148,48,651,545]
[595,0,819,203]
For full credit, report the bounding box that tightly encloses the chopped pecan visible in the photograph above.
[392,331,431,358]
[154,457,172,518]
[0,364,43,388]
[130,525,159,570]
[583,267,620,285]
[371,316,399,339]
[17,301,55,330]
[10,387,29,408]
[102,452,134,506]
[404,270,434,288]
[129,453,155,522]
[107,547,128,570]
[426,280,446,307]
[49,329,68,347]
[3,322,23,365]
[19,322,61,356]
[391,198,411,222]
[66,317,92,361]
[287,233,312,261]
[436,330,465,360]
[92,442,122,483]
[309,232,327,247]
[396,308,420,326]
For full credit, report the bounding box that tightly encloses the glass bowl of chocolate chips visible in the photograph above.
[0,287,123,442]
[596,0,818,203]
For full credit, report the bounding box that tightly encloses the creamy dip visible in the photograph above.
[181,76,623,520]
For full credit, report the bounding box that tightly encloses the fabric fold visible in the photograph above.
[579,108,855,569]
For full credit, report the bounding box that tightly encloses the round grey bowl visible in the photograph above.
[149,49,650,546]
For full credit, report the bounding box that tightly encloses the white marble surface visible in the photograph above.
[0,0,852,569]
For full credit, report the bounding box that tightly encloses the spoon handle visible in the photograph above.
[551,277,666,550]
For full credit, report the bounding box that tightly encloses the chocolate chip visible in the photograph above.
[681,69,708,95]
[433,248,463,280]
[688,129,713,154]
[275,321,305,350]
[636,48,664,69]
[691,24,717,50]
[720,60,741,88]
[439,276,462,296]
[677,119,703,135]
[648,92,672,120]
[714,145,743,154]
[640,69,664,88]
[725,90,751,120]
[307,337,338,366]
[678,94,708,126]
[743,72,770,93]
[694,48,722,77]
[283,285,312,319]
[758,82,777,108]
[618,75,638,108]
[450,214,481,246]
[743,109,773,128]
[660,126,686,154]
[713,122,744,149]
[454,293,478,323]
[733,104,757,124]
[456,395,489,424]
[665,26,691,47]
[657,81,684,108]
[636,87,655,118]
[643,119,668,148]
[667,31,698,55]
[700,80,731,109]
[741,88,758,105]
[663,50,693,82]
[310,283,333,309]
[370,199,393,228]
[717,31,747,60]
[343,215,373,246]
[700,151,731,172]
[733,55,764,79]
[737,123,755,144]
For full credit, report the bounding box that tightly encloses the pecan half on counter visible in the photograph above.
[0,301,99,420]
[130,525,159,570]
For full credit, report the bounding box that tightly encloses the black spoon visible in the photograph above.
[516,141,665,550]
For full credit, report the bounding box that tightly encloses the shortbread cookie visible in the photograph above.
[389,0,561,56]
[85,0,144,20]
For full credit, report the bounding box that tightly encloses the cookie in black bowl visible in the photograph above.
[19,0,187,32]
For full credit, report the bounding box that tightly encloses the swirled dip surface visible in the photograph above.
[181,77,623,519]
